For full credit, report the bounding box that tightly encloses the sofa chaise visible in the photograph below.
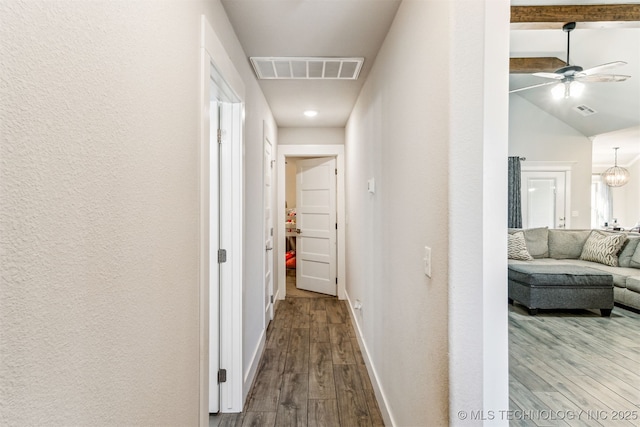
[507,228,640,315]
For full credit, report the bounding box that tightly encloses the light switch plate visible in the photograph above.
[424,246,431,277]
[367,178,375,194]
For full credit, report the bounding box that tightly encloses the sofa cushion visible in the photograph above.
[559,259,639,288]
[618,236,640,267]
[508,231,534,261]
[580,230,626,267]
[627,276,640,293]
[548,229,591,259]
[523,227,549,258]
[631,244,640,269]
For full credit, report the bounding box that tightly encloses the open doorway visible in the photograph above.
[276,145,346,301]
[284,157,338,297]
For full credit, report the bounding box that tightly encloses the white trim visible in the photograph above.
[345,291,394,426]
[243,328,266,402]
[521,161,576,172]
[200,15,245,422]
[199,33,211,427]
[276,145,346,300]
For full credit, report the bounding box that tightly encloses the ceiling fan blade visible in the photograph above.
[578,61,627,76]
[509,81,558,94]
[532,72,564,80]
[575,74,631,83]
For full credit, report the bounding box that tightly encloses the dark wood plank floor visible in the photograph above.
[213,282,640,427]
[210,276,384,427]
[509,303,640,427]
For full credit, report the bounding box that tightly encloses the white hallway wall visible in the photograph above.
[509,95,593,229]
[345,0,509,425]
[0,0,275,424]
[278,127,345,146]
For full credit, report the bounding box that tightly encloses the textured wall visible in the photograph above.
[345,1,451,424]
[0,1,204,424]
[345,0,510,425]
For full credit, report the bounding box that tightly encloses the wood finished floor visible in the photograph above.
[509,303,640,427]
[211,279,640,427]
[210,275,384,427]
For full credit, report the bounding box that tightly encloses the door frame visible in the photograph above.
[276,145,345,300]
[199,15,244,423]
[263,125,275,325]
[521,161,574,229]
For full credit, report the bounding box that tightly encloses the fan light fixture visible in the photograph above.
[509,22,630,96]
[602,147,630,187]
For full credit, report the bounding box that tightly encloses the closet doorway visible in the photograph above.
[277,145,346,301]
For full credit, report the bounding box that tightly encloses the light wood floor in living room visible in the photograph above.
[509,303,640,427]
[210,277,384,427]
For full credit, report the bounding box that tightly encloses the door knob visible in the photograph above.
[265,246,273,251]
[296,229,302,234]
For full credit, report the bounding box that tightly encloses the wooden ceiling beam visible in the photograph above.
[511,4,640,29]
[510,57,566,74]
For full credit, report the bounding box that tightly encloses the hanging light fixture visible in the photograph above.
[602,147,630,187]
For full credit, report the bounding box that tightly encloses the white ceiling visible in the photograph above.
[221,0,639,165]
[510,0,640,166]
[221,0,402,128]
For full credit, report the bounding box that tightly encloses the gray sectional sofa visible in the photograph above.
[507,228,640,314]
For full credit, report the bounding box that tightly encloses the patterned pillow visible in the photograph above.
[579,230,626,267]
[508,231,533,261]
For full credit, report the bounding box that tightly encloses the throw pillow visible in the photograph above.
[631,243,640,268]
[579,230,626,267]
[618,236,640,268]
[508,231,534,261]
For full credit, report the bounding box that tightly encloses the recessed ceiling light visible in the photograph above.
[304,110,318,117]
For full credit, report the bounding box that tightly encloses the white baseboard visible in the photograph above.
[344,291,396,427]
[242,328,266,404]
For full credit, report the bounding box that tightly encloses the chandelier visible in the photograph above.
[602,147,630,187]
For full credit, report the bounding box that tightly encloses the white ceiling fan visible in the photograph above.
[510,22,631,98]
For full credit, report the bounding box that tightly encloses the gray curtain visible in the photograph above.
[508,157,522,228]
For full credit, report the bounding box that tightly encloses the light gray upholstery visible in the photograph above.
[618,236,640,267]
[508,229,640,312]
[548,229,590,259]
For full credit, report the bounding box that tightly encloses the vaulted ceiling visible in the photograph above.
[509,1,640,166]
[221,0,640,165]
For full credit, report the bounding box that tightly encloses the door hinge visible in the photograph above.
[336,277,338,284]
[270,295,274,304]
[335,168,337,175]
[335,223,338,230]
[218,249,227,263]
[218,369,227,383]
[271,160,275,169]
[217,129,222,144]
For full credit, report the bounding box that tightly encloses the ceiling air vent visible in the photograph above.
[250,57,364,80]
[574,105,598,117]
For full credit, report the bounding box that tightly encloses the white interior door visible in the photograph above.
[521,171,567,229]
[296,157,337,296]
[264,137,274,326]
